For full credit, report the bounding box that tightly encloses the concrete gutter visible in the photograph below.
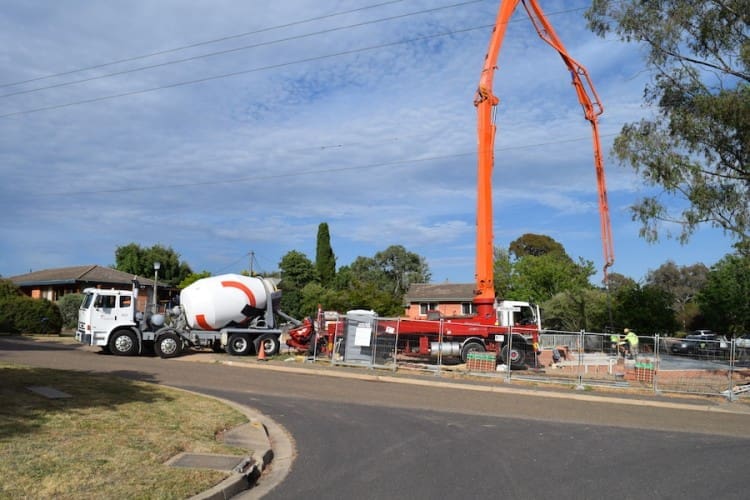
[159,391,292,500]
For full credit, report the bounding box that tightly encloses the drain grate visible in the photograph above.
[166,453,248,472]
[27,386,72,399]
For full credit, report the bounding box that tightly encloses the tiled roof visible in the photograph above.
[405,283,476,302]
[8,265,154,286]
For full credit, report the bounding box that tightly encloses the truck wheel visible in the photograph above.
[155,332,182,359]
[258,334,280,356]
[460,341,485,363]
[227,335,251,356]
[501,344,525,367]
[109,330,138,356]
[211,340,224,353]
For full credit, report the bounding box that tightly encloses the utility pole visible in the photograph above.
[249,251,254,276]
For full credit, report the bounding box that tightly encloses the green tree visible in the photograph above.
[335,257,384,290]
[114,243,193,286]
[493,247,513,299]
[333,257,403,315]
[178,271,212,289]
[605,272,637,296]
[509,254,595,304]
[510,233,568,258]
[279,251,316,287]
[57,293,84,329]
[343,280,402,316]
[0,278,20,299]
[315,223,336,287]
[373,245,431,295]
[697,253,750,335]
[613,284,678,334]
[646,261,709,331]
[299,283,341,318]
[332,247,429,316]
[505,234,591,303]
[543,288,610,332]
[278,250,316,318]
[586,1,750,252]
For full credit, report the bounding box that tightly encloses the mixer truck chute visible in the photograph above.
[76,273,313,359]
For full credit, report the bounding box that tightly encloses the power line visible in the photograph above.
[0,23,491,119]
[0,0,485,99]
[0,0,411,89]
[0,6,587,119]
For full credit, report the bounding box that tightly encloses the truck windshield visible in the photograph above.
[513,307,536,325]
[80,293,94,310]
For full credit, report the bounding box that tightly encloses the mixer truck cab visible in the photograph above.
[77,289,135,347]
[77,287,163,356]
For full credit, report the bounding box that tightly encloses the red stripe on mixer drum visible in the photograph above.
[195,314,212,330]
[221,280,257,307]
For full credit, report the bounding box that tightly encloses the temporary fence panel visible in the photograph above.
[323,312,398,369]
[371,317,398,368]
[315,317,750,401]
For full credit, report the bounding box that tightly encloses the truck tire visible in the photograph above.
[501,344,526,367]
[155,332,182,359]
[108,330,138,356]
[460,341,485,363]
[226,334,251,356]
[258,334,280,356]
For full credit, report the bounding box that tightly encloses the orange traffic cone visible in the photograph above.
[257,341,267,361]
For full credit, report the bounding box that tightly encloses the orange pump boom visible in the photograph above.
[473,0,615,318]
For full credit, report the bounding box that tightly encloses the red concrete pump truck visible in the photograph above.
[289,0,614,367]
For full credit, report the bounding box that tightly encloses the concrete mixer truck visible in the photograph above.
[76,274,313,358]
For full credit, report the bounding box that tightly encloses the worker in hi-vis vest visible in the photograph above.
[623,328,639,360]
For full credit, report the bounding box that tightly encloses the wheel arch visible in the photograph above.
[460,337,487,350]
[107,327,143,355]
[154,328,184,358]
[460,338,487,363]
[254,333,281,356]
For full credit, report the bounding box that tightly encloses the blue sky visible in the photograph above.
[0,0,738,284]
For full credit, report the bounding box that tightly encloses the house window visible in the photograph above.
[461,302,476,315]
[419,302,438,315]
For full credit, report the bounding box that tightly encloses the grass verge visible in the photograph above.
[0,362,247,499]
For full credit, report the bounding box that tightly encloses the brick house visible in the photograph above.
[403,283,477,319]
[8,265,159,311]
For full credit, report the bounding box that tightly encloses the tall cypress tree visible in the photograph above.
[315,222,336,287]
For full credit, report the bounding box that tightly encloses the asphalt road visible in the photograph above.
[2,337,749,499]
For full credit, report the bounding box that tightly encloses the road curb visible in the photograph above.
[161,390,287,500]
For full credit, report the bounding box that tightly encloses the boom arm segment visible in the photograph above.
[521,0,615,280]
[473,0,615,320]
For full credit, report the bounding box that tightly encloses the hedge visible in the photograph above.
[0,295,63,334]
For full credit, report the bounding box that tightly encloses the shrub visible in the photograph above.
[0,295,62,334]
[57,293,84,329]
[0,278,21,299]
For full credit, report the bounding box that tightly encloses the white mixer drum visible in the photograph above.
[180,274,272,330]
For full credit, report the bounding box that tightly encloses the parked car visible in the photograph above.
[670,332,729,358]
[735,334,750,349]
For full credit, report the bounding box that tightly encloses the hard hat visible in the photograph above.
[623,328,630,333]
